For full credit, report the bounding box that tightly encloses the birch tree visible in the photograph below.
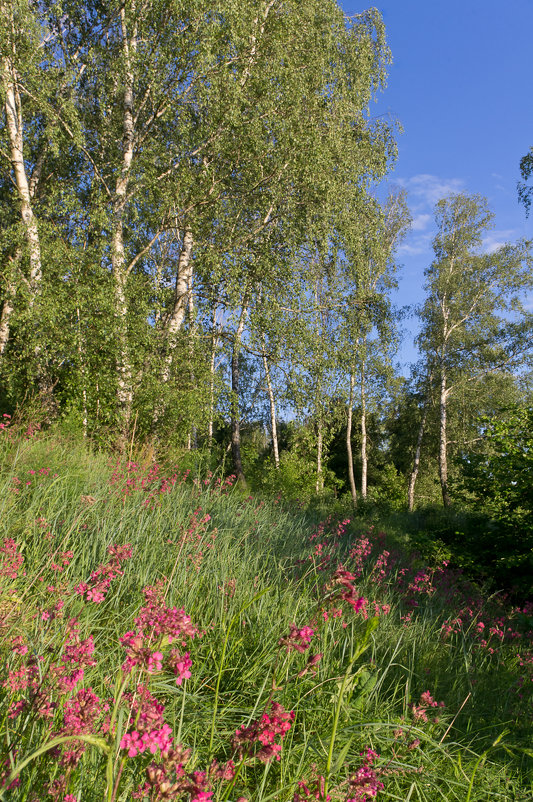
[417,193,533,506]
[0,0,398,447]
[340,190,409,506]
[0,1,46,368]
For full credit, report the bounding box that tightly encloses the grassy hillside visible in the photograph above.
[1,433,532,801]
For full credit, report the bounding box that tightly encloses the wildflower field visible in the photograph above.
[1,436,532,801]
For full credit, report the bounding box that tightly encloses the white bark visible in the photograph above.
[207,306,219,451]
[240,1,277,87]
[0,251,20,359]
[408,405,428,512]
[360,357,368,499]
[262,342,279,468]
[2,60,42,305]
[0,284,15,358]
[111,7,137,438]
[161,228,194,383]
[76,306,88,439]
[346,370,357,508]
[187,264,197,449]
[231,300,249,485]
[316,420,323,494]
[439,367,451,506]
[113,266,133,427]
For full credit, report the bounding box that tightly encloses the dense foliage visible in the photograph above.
[1,3,532,611]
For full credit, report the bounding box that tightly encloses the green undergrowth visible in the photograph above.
[0,434,532,801]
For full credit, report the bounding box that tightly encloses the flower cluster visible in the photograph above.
[233,702,295,763]
[293,773,330,801]
[410,691,445,724]
[119,582,196,682]
[74,543,132,603]
[135,745,219,801]
[346,749,384,802]
[330,567,368,615]
[279,623,315,653]
[348,535,373,577]
[0,538,25,581]
[109,460,193,507]
[120,684,172,758]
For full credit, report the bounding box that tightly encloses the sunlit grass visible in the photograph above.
[0,434,531,801]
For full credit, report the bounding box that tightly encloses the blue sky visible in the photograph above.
[342,0,533,369]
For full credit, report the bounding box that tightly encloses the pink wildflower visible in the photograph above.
[168,651,192,685]
[233,702,294,762]
[0,538,24,580]
[346,748,384,802]
[279,624,314,653]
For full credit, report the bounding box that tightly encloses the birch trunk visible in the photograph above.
[2,61,42,306]
[316,418,323,494]
[161,228,193,383]
[360,358,368,499]
[111,7,137,441]
[231,304,248,485]
[407,404,428,511]
[113,256,133,435]
[0,282,15,358]
[0,251,20,359]
[207,306,219,452]
[346,370,357,508]
[262,343,279,469]
[187,267,197,449]
[438,369,451,506]
[153,228,194,430]
[76,306,88,439]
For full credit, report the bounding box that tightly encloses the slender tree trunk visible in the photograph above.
[262,341,279,468]
[316,416,323,494]
[161,228,193,383]
[231,301,248,485]
[314,274,324,495]
[153,252,164,325]
[111,9,137,443]
[407,404,428,511]
[207,306,219,452]
[346,370,357,508]
[2,55,43,376]
[0,284,15,358]
[187,270,197,449]
[2,63,42,305]
[152,228,194,431]
[439,369,451,506]
[0,251,20,359]
[360,356,368,499]
[113,261,133,437]
[76,307,88,439]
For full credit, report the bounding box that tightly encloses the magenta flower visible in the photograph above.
[279,624,314,653]
[233,702,294,762]
[347,749,384,801]
[0,538,25,580]
[168,651,192,685]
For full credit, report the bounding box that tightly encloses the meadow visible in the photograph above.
[1,432,532,801]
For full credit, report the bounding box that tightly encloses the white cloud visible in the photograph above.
[398,230,433,257]
[482,230,517,254]
[411,213,432,231]
[397,174,465,207]
[393,174,473,264]
[398,242,427,256]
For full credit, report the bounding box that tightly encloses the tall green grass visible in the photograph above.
[0,434,531,801]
